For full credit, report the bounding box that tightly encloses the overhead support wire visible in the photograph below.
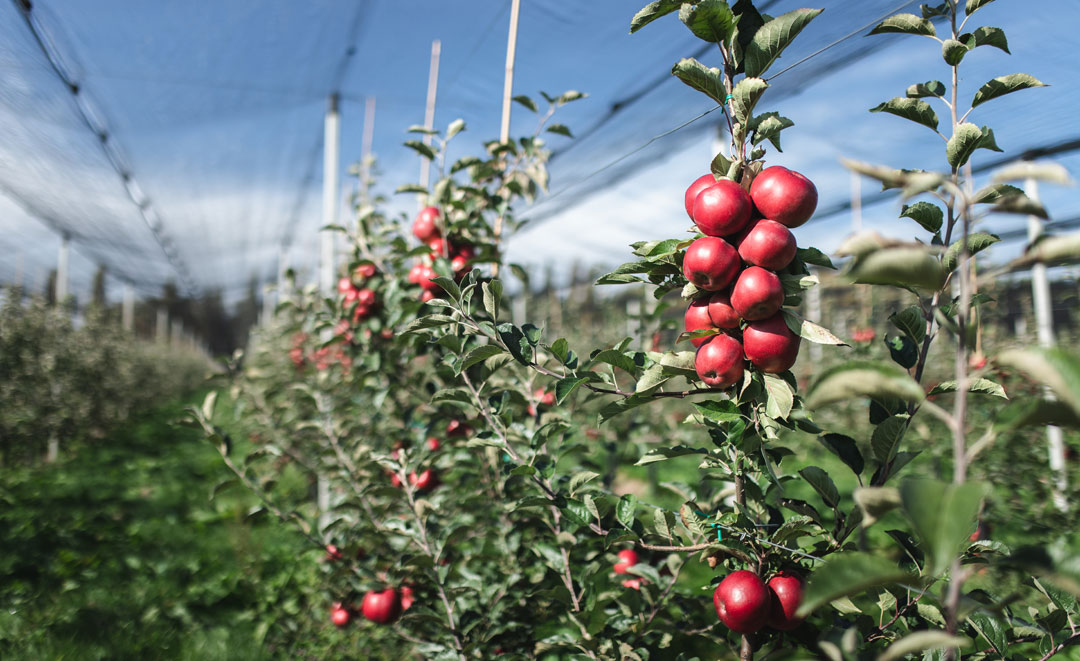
[11,0,197,296]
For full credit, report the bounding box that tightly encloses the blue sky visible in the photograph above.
[0,0,1076,302]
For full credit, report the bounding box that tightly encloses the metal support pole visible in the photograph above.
[56,233,69,303]
[806,269,823,367]
[360,96,376,206]
[491,0,521,272]
[321,93,341,297]
[317,93,341,530]
[418,40,441,199]
[156,307,168,344]
[122,284,135,331]
[1026,177,1067,511]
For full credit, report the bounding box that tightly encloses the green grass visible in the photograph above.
[0,392,344,661]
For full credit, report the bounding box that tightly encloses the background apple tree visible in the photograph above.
[189,1,1080,659]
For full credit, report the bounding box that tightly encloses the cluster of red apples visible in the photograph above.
[387,419,471,492]
[408,206,475,301]
[337,262,379,321]
[328,587,415,628]
[682,166,817,388]
[324,545,415,627]
[713,569,804,634]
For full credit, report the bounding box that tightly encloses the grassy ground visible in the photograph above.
[0,392,352,661]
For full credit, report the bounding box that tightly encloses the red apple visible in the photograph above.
[446,420,471,437]
[738,219,797,271]
[352,304,372,321]
[426,437,441,451]
[428,236,447,258]
[451,255,468,274]
[408,262,424,284]
[324,544,343,562]
[353,263,377,280]
[454,243,476,260]
[413,206,442,242]
[400,585,415,611]
[410,469,438,492]
[684,299,717,348]
[361,589,402,624]
[683,237,740,291]
[852,327,876,344]
[337,277,353,294]
[684,173,718,220]
[344,288,359,304]
[622,578,643,590]
[417,265,439,292]
[694,334,745,388]
[356,288,376,308]
[330,602,351,627]
[613,548,639,574]
[730,266,785,321]
[420,290,436,303]
[767,572,804,631]
[707,291,740,329]
[713,570,771,634]
[749,166,817,228]
[743,313,801,373]
[692,179,753,237]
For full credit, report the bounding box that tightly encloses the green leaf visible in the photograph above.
[871,415,908,463]
[545,123,573,138]
[807,361,925,409]
[900,201,943,234]
[783,310,847,345]
[616,494,637,529]
[635,363,670,393]
[446,118,466,139]
[555,376,590,405]
[941,38,968,66]
[900,479,988,576]
[853,486,901,527]
[995,398,1080,429]
[710,153,732,178]
[568,471,600,495]
[889,306,925,345]
[991,192,1048,218]
[967,613,1008,657]
[942,232,1000,272]
[598,393,654,424]
[906,80,946,98]
[396,183,429,194]
[868,13,935,37]
[947,122,984,169]
[799,466,839,508]
[482,280,501,322]
[961,26,1009,54]
[744,8,823,78]
[748,111,794,151]
[965,0,995,15]
[512,95,537,112]
[928,378,1007,399]
[556,90,586,106]
[972,73,1047,108]
[993,161,1073,185]
[636,446,708,465]
[818,433,865,475]
[591,349,638,374]
[878,631,969,661]
[764,373,794,419]
[1014,232,1080,267]
[973,182,1024,204]
[996,348,1080,414]
[849,247,946,291]
[797,552,911,616]
[671,57,728,106]
[797,246,835,269]
[679,0,736,44]
[460,344,504,372]
[730,76,769,123]
[630,0,682,33]
[404,140,437,161]
[692,400,742,424]
[870,97,939,132]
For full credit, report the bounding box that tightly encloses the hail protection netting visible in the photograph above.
[1,0,1077,305]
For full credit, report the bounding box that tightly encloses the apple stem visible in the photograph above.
[740,635,753,661]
